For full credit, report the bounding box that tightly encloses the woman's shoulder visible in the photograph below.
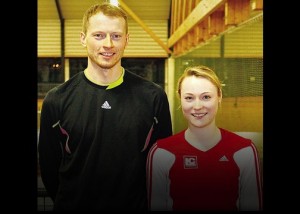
[156,130,185,148]
[220,128,254,149]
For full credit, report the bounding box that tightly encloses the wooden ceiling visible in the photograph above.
[38,0,263,57]
[38,0,171,21]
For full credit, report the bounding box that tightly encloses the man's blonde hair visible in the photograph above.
[82,2,128,34]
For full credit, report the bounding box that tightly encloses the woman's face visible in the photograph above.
[180,75,220,128]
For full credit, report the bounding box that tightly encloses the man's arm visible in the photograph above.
[38,96,63,201]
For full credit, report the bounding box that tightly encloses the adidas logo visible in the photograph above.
[101,101,111,109]
[219,155,229,161]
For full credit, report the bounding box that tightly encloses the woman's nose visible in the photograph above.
[194,99,203,109]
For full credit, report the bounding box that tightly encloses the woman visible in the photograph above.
[146,65,262,211]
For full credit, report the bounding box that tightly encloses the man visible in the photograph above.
[38,2,172,211]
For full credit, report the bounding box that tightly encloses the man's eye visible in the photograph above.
[95,34,105,39]
[111,34,121,40]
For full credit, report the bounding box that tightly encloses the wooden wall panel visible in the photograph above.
[216,96,263,132]
[38,20,61,57]
[225,19,262,57]
[63,20,169,58]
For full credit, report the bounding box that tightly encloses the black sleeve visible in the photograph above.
[38,92,63,201]
[151,88,173,145]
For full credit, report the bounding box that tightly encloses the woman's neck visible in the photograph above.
[184,125,221,152]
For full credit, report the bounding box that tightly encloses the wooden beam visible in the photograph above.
[201,18,210,41]
[168,0,225,48]
[177,0,183,32]
[191,0,198,47]
[239,0,251,23]
[252,0,263,10]
[193,25,201,45]
[187,0,194,49]
[182,0,187,21]
[209,9,225,36]
[170,0,175,34]
[118,0,172,54]
[225,0,250,26]
[173,0,179,34]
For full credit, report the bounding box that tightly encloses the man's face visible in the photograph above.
[81,12,129,69]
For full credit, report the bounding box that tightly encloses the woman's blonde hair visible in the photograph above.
[177,65,222,98]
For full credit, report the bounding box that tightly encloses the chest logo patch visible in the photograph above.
[183,155,198,169]
[101,101,111,109]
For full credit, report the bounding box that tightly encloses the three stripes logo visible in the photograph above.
[219,155,229,161]
[101,101,111,109]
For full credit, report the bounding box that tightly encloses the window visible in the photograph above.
[38,58,63,98]
[38,57,166,99]
[69,58,166,88]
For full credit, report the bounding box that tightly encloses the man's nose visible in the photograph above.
[103,34,113,47]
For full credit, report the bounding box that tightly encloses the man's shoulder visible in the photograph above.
[124,69,165,92]
[124,69,158,84]
[44,72,84,101]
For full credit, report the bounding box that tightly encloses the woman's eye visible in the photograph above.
[184,96,192,101]
[203,95,211,100]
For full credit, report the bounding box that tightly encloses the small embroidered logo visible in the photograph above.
[183,156,198,169]
[101,101,111,109]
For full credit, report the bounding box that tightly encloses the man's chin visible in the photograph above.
[98,60,119,69]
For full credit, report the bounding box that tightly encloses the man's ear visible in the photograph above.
[80,32,87,47]
[125,33,129,47]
